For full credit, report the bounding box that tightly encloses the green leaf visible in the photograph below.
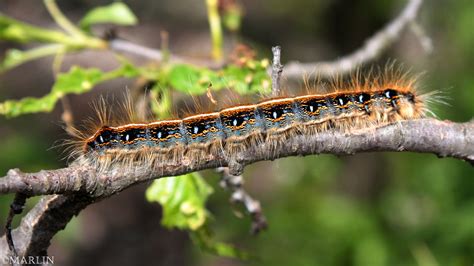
[79,2,138,30]
[116,60,142,78]
[167,61,271,95]
[0,67,102,117]
[146,173,251,259]
[0,94,57,118]
[146,173,213,230]
[52,66,104,94]
[0,64,140,117]
[168,64,214,95]
[150,84,172,119]
[220,59,271,95]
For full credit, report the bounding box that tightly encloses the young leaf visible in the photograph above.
[0,94,58,118]
[52,66,104,94]
[0,64,140,117]
[145,173,213,230]
[150,84,172,119]
[79,2,138,30]
[166,62,270,95]
[0,67,103,117]
[167,64,212,95]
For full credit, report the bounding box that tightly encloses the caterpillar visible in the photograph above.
[69,67,436,171]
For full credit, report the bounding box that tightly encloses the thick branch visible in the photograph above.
[1,119,473,197]
[0,118,473,258]
[283,0,423,78]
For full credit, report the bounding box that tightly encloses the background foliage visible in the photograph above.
[0,0,473,265]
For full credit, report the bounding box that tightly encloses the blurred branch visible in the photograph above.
[283,0,424,78]
[217,167,268,234]
[108,38,225,69]
[409,21,433,54]
[108,38,167,62]
[0,118,473,258]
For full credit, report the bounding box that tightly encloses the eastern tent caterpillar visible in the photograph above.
[69,67,438,171]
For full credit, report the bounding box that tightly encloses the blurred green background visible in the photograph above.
[0,0,473,265]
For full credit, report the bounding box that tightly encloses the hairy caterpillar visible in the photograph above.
[69,67,436,171]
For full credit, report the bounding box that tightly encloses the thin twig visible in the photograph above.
[109,39,165,61]
[283,0,424,78]
[5,193,27,257]
[108,38,225,69]
[409,21,433,54]
[217,167,268,234]
[271,46,283,97]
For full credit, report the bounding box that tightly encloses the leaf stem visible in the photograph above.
[43,0,86,39]
[42,0,106,50]
[0,44,63,72]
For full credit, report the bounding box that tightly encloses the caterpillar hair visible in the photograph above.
[67,65,441,172]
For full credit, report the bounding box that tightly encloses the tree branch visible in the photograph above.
[0,118,473,259]
[283,0,424,78]
[108,38,225,69]
[1,119,473,198]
